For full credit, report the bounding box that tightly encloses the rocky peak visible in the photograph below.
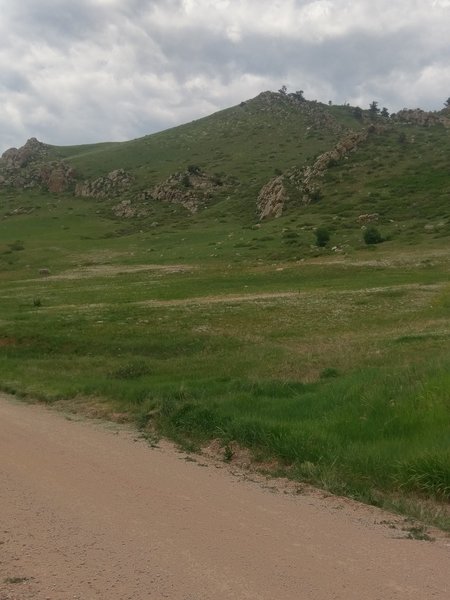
[0,137,75,192]
[1,137,48,169]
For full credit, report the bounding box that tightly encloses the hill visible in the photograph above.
[1,91,449,262]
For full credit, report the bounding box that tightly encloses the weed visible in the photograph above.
[224,443,234,462]
[4,576,29,584]
[403,524,434,542]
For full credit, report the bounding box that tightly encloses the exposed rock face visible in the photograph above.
[75,169,132,199]
[112,199,147,219]
[300,128,372,202]
[142,169,223,214]
[257,176,287,219]
[1,138,47,168]
[0,138,76,192]
[256,126,375,218]
[391,109,450,128]
[39,162,76,193]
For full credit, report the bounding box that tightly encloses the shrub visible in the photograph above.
[111,361,151,380]
[315,227,330,247]
[187,164,201,175]
[363,226,383,245]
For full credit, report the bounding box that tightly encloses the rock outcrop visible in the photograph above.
[75,169,132,200]
[0,138,75,192]
[299,128,372,202]
[112,199,147,219]
[39,162,76,193]
[257,176,287,219]
[357,213,379,225]
[1,137,47,169]
[142,169,224,214]
[391,109,450,128]
[256,126,375,218]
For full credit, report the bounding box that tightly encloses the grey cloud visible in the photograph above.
[0,70,31,93]
[0,0,449,153]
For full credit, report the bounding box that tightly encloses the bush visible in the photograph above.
[315,227,330,247]
[111,361,151,380]
[187,164,201,175]
[363,226,383,245]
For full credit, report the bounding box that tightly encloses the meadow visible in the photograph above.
[1,197,449,529]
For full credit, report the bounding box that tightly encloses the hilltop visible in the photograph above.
[1,90,449,262]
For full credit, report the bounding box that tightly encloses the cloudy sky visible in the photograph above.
[1,0,449,153]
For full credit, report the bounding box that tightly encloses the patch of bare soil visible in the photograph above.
[139,291,300,307]
[1,394,449,600]
[33,263,193,280]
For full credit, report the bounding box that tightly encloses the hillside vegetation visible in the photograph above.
[0,91,449,527]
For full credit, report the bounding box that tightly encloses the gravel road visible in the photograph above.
[1,395,449,599]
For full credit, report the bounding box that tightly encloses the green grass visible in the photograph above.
[0,237,449,523]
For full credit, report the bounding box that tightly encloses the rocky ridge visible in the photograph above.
[391,109,450,128]
[257,127,376,219]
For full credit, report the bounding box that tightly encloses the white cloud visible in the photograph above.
[0,0,449,152]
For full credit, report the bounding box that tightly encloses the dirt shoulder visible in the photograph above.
[1,394,449,600]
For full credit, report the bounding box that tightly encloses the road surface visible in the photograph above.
[1,395,449,599]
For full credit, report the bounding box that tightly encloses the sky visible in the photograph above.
[1,0,449,153]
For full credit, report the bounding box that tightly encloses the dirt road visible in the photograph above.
[1,395,449,600]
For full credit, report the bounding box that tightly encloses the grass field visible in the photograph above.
[1,204,449,528]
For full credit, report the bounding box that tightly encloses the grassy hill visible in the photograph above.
[0,91,449,528]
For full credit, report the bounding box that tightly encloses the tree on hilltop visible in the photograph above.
[369,101,380,117]
[293,90,305,101]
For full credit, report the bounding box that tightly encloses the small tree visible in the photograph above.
[278,85,287,95]
[380,107,389,118]
[369,101,380,117]
[315,227,330,247]
[293,90,305,101]
[363,226,383,245]
[444,97,450,108]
